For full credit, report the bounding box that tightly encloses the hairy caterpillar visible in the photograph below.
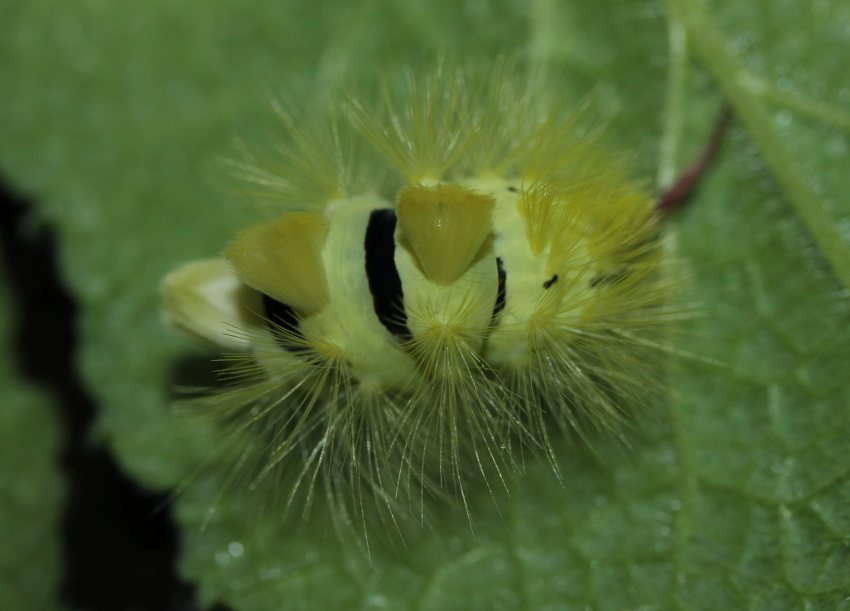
[162,62,677,532]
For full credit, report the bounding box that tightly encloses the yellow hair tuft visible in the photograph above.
[224,211,331,314]
[397,182,495,286]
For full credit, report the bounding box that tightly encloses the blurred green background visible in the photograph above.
[1,0,850,609]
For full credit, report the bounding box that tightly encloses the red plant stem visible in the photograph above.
[658,103,733,213]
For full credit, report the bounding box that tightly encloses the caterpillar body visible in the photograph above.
[162,63,674,529]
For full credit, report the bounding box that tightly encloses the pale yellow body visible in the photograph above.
[160,63,672,523]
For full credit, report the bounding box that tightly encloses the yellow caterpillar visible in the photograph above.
[162,62,675,528]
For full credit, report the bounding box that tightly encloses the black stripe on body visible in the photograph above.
[365,208,412,341]
[262,293,310,355]
[492,257,507,322]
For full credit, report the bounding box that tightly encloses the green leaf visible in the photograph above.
[0,252,63,610]
[1,0,849,609]
[666,0,850,288]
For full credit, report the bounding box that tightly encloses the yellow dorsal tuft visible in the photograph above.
[396,182,495,286]
[224,212,331,314]
[519,184,563,257]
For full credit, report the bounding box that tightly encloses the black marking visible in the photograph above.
[262,293,310,355]
[543,274,559,289]
[365,208,412,341]
[492,257,507,321]
[507,186,518,193]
